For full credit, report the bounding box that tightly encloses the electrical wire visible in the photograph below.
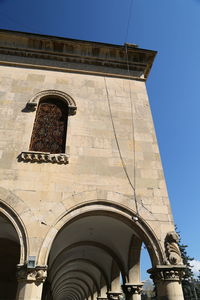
[124,46,158,219]
[104,76,139,215]
[124,19,161,220]
[105,0,157,218]
[103,0,140,215]
[124,0,134,43]
[124,43,137,207]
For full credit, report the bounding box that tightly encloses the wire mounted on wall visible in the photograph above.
[104,76,139,215]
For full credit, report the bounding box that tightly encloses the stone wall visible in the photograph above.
[0,63,174,258]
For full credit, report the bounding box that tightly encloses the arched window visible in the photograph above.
[19,90,77,164]
[29,97,68,154]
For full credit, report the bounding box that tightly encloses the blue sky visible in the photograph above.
[0,0,199,277]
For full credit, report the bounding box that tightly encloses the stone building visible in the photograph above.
[0,30,185,300]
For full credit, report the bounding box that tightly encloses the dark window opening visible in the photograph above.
[29,97,68,154]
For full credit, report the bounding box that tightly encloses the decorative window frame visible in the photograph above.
[26,90,77,115]
[18,90,77,165]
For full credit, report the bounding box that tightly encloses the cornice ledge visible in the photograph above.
[0,30,156,80]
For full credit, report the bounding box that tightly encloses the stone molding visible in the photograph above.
[17,264,47,284]
[18,151,69,164]
[165,231,183,265]
[0,30,156,80]
[148,265,186,283]
[26,90,77,116]
[122,283,143,296]
[107,292,122,300]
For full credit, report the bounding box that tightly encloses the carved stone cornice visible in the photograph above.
[18,151,69,164]
[17,264,47,284]
[148,265,186,283]
[0,29,156,80]
[107,292,122,300]
[122,283,143,296]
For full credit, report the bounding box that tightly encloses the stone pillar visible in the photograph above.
[148,265,185,300]
[16,264,47,300]
[100,275,108,299]
[122,283,143,300]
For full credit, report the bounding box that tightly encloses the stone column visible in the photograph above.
[148,265,185,300]
[16,264,47,300]
[122,283,143,300]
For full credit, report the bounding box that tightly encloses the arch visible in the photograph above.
[63,293,78,300]
[54,277,93,299]
[64,293,79,300]
[51,274,94,299]
[38,201,165,269]
[55,287,82,300]
[27,89,77,115]
[52,269,100,295]
[53,281,88,300]
[51,258,109,289]
[49,242,123,284]
[50,257,106,294]
[0,187,29,264]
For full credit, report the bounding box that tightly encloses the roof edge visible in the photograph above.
[0,29,157,80]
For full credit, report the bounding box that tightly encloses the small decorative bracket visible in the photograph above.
[18,151,69,164]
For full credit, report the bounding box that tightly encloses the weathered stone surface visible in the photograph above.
[0,30,181,300]
[0,61,175,253]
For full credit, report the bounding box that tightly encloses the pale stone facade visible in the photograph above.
[0,30,184,300]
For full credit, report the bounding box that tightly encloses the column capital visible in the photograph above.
[148,265,186,283]
[107,291,122,300]
[16,264,47,284]
[122,283,143,296]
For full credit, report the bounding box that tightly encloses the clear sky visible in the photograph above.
[0,0,199,278]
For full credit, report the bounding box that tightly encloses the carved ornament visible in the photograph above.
[148,265,185,283]
[122,283,143,296]
[26,90,77,115]
[0,31,156,80]
[18,151,69,164]
[107,292,122,300]
[17,265,47,284]
[165,231,183,265]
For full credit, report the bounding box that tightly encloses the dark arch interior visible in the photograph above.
[0,214,20,300]
[42,212,154,300]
